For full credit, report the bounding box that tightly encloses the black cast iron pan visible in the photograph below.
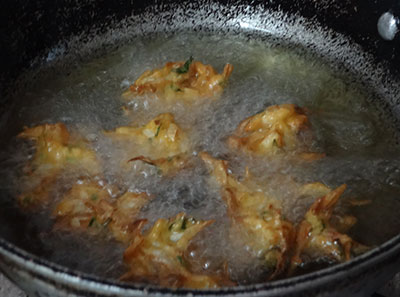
[0,1,400,296]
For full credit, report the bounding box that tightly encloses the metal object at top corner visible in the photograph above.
[378,11,399,41]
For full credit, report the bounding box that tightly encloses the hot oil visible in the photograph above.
[0,32,399,284]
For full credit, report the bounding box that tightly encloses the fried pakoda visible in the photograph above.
[105,113,189,158]
[109,191,152,243]
[200,152,294,279]
[122,212,231,288]
[123,57,233,102]
[18,123,100,174]
[228,104,322,158]
[53,181,114,231]
[17,123,101,208]
[290,184,368,273]
[53,179,151,243]
[298,182,357,230]
[106,113,190,175]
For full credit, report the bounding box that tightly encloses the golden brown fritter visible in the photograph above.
[105,113,191,176]
[122,213,231,288]
[123,57,233,103]
[53,179,151,243]
[200,152,294,279]
[105,113,189,160]
[53,181,114,232]
[18,123,100,174]
[228,104,322,159]
[17,123,101,208]
[110,191,152,243]
[290,184,368,273]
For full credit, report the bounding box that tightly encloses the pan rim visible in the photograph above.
[1,232,400,295]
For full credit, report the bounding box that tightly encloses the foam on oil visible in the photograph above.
[0,32,400,284]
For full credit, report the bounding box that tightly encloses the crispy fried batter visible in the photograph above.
[122,213,229,288]
[17,123,101,208]
[228,104,322,159]
[110,191,152,243]
[123,58,233,102]
[290,184,368,273]
[18,123,100,174]
[53,180,151,243]
[53,181,114,232]
[200,152,294,279]
[105,113,190,175]
[105,113,189,160]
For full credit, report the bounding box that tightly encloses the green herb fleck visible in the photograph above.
[90,194,98,201]
[169,223,174,231]
[156,167,163,175]
[174,56,193,74]
[167,156,173,162]
[155,125,161,137]
[66,156,75,163]
[22,196,32,205]
[218,79,227,88]
[181,217,187,230]
[88,217,96,227]
[170,84,183,92]
[177,255,184,265]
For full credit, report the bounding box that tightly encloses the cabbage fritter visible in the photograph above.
[17,123,101,207]
[228,104,321,158]
[18,123,100,173]
[201,152,294,279]
[53,180,151,243]
[122,213,231,288]
[290,184,368,273]
[123,57,233,102]
[105,113,189,160]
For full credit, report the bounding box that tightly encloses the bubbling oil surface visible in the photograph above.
[0,32,400,284]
